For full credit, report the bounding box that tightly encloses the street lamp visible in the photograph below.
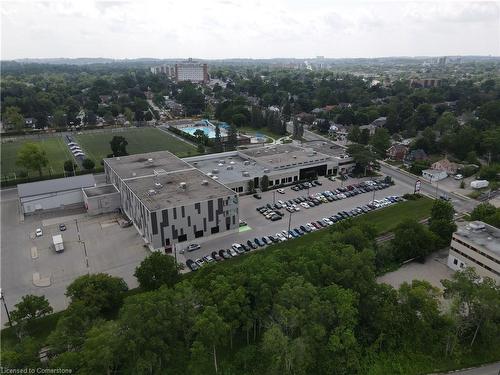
[0,289,13,327]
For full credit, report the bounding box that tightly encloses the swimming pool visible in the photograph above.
[182,126,217,138]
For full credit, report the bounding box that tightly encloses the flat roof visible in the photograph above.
[83,184,118,197]
[455,221,500,257]
[124,168,236,211]
[18,174,96,198]
[188,153,271,184]
[303,140,349,158]
[238,144,332,170]
[104,150,192,180]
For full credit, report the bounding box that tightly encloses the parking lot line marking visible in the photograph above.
[30,246,38,259]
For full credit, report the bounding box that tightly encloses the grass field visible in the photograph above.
[75,128,197,163]
[1,137,73,178]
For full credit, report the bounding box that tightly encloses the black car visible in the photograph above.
[253,193,262,199]
[316,220,326,228]
[219,249,231,259]
[254,238,264,247]
[59,223,67,231]
[270,215,282,221]
[247,240,257,249]
[186,259,199,271]
[240,243,250,252]
[261,237,269,245]
[291,186,300,191]
[293,198,301,204]
[269,235,279,243]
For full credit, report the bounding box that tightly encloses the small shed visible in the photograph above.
[422,169,448,182]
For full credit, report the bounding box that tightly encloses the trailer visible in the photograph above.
[52,234,64,253]
[470,180,489,189]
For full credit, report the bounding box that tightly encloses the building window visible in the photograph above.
[211,226,219,234]
[453,258,458,265]
[287,177,292,182]
[275,179,279,185]
[178,234,187,242]
[195,230,203,238]
[293,176,298,181]
[269,180,274,186]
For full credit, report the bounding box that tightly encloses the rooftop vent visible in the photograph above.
[244,161,250,166]
[212,176,219,180]
[263,168,270,173]
[147,189,156,196]
[201,180,209,185]
[256,151,260,154]
[218,163,224,167]
[116,157,121,160]
[212,169,219,174]
[230,161,235,165]
[470,221,486,231]
[242,171,250,177]
[132,172,137,177]
[219,159,225,164]
[226,166,233,170]
[154,182,163,189]
[179,182,187,190]
[293,156,297,159]
[193,162,198,166]
[147,158,154,163]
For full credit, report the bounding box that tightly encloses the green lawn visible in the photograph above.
[75,128,197,164]
[237,125,288,140]
[1,137,73,178]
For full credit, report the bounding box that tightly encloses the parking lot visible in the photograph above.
[178,175,415,269]
[0,188,148,325]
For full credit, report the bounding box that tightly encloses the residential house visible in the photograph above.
[371,116,387,128]
[431,158,462,175]
[405,149,428,163]
[386,143,409,161]
[359,124,377,136]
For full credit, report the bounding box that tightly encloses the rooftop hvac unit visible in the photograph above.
[179,182,187,189]
[226,166,233,170]
[132,172,137,177]
[218,163,224,166]
[147,158,153,163]
[147,189,156,196]
[244,160,250,166]
[293,156,297,159]
[253,162,257,166]
[219,159,225,164]
[201,180,209,185]
[212,169,219,174]
[116,157,121,160]
[230,161,235,165]
[207,173,213,177]
[193,162,198,166]
[242,171,250,177]
[263,168,270,173]
[212,176,219,180]
[154,182,163,189]
[256,151,260,154]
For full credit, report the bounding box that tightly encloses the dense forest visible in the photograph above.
[2,200,499,374]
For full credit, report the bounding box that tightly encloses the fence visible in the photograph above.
[1,167,104,188]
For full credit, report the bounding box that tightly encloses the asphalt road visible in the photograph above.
[430,362,500,375]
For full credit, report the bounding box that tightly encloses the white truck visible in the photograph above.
[52,234,64,253]
[470,180,489,189]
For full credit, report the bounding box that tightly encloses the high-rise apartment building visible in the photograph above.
[175,58,209,84]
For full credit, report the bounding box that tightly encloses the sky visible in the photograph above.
[1,0,499,59]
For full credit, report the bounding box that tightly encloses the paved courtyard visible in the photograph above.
[0,188,148,326]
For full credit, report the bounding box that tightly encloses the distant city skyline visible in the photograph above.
[1,0,499,60]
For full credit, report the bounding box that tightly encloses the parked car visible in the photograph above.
[228,248,238,257]
[219,249,231,259]
[277,188,285,194]
[186,259,199,271]
[254,238,264,247]
[35,228,43,237]
[187,243,201,252]
[211,251,223,261]
[240,243,250,252]
[203,255,215,263]
[276,233,287,241]
[253,193,262,199]
[454,174,464,180]
[59,224,66,231]
[247,240,257,249]
[195,258,205,267]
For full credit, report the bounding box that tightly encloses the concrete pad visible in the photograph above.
[42,213,86,227]
[101,221,118,229]
[31,247,38,259]
[33,272,51,287]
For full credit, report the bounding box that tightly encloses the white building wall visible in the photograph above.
[21,190,84,214]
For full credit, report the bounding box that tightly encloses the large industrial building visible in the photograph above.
[102,151,239,251]
[185,142,354,194]
[448,221,500,282]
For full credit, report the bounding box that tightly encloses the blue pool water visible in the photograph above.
[182,126,216,138]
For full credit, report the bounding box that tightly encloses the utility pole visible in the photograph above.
[273,190,276,205]
[0,289,12,327]
[287,211,293,236]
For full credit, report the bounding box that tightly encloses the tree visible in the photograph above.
[213,124,223,152]
[348,126,361,143]
[52,109,66,128]
[292,118,304,139]
[413,103,437,130]
[261,175,269,191]
[192,306,229,374]
[370,128,390,157]
[82,158,95,171]
[16,143,49,176]
[247,180,255,193]
[282,100,291,122]
[227,125,238,150]
[429,200,457,248]
[124,107,134,124]
[65,273,128,316]
[435,112,458,135]
[10,295,53,326]
[134,252,181,291]
[109,135,128,157]
[391,219,437,262]
[63,160,77,175]
[250,106,265,129]
[4,106,25,131]
[346,144,376,175]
